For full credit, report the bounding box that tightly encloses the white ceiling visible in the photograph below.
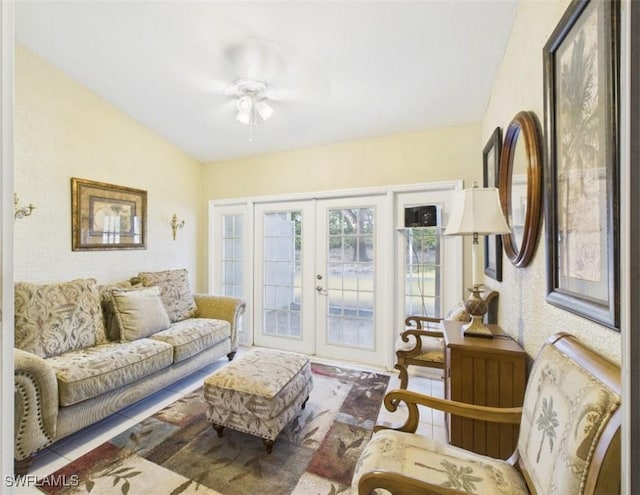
[15,1,518,163]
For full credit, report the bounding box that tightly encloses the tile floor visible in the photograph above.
[13,347,445,494]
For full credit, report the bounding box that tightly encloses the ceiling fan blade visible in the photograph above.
[214,36,330,108]
[265,51,330,101]
[209,98,239,120]
[263,85,280,101]
[224,37,286,82]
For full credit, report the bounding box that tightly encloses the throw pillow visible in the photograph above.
[138,268,198,323]
[111,286,171,341]
[98,280,140,342]
[14,278,104,358]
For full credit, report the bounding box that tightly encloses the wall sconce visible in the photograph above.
[14,194,36,220]
[170,213,185,240]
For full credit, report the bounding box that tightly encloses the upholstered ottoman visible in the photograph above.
[203,348,313,452]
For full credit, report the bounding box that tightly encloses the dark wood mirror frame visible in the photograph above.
[498,111,543,268]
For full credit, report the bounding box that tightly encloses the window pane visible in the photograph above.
[405,227,441,318]
[325,206,375,349]
[262,211,303,339]
[221,214,244,299]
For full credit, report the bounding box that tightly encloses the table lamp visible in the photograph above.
[444,185,510,337]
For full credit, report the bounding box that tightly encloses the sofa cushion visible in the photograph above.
[112,286,171,341]
[350,429,529,495]
[150,318,230,363]
[46,339,173,406]
[138,269,198,323]
[15,278,105,358]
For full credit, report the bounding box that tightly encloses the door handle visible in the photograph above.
[316,285,327,295]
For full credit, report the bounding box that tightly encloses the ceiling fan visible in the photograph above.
[218,37,328,141]
[225,78,276,141]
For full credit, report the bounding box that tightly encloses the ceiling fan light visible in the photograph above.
[256,100,274,121]
[236,95,253,114]
[236,110,251,125]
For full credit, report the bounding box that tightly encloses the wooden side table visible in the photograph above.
[442,320,528,460]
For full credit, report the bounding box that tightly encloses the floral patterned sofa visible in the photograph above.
[352,333,621,495]
[13,268,245,474]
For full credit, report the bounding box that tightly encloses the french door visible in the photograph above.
[253,196,387,365]
[254,201,315,354]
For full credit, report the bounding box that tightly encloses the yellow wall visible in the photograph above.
[203,124,481,199]
[203,0,621,366]
[14,1,621,365]
[14,45,207,290]
[482,0,621,363]
[203,123,482,296]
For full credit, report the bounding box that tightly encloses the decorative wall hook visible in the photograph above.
[170,213,185,240]
[14,193,36,220]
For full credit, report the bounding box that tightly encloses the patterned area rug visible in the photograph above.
[39,363,390,495]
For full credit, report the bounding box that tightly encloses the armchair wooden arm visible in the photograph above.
[404,315,443,329]
[376,388,522,434]
[397,329,444,355]
[358,470,469,495]
[395,316,445,388]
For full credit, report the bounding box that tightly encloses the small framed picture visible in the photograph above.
[483,127,503,281]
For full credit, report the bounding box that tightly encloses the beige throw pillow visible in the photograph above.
[138,268,198,323]
[112,286,171,341]
[99,280,140,341]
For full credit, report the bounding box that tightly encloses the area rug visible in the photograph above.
[39,363,390,495]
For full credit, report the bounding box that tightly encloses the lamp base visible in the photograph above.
[462,285,494,339]
[462,315,494,338]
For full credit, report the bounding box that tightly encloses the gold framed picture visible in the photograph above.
[71,177,147,251]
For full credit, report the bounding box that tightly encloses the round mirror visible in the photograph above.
[499,111,542,267]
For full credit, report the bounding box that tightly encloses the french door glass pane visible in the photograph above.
[263,211,302,338]
[326,207,375,349]
[221,214,243,298]
[405,227,441,316]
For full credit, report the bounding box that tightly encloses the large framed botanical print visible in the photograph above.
[543,0,620,329]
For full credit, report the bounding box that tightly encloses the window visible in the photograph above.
[221,214,244,298]
[405,227,442,317]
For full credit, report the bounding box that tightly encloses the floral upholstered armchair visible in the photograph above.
[352,333,621,495]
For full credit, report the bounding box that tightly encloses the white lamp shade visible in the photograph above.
[444,187,510,236]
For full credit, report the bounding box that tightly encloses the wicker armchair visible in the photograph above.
[395,291,498,388]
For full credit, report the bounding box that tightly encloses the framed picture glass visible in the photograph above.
[71,178,147,251]
[543,0,620,329]
[483,127,503,281]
